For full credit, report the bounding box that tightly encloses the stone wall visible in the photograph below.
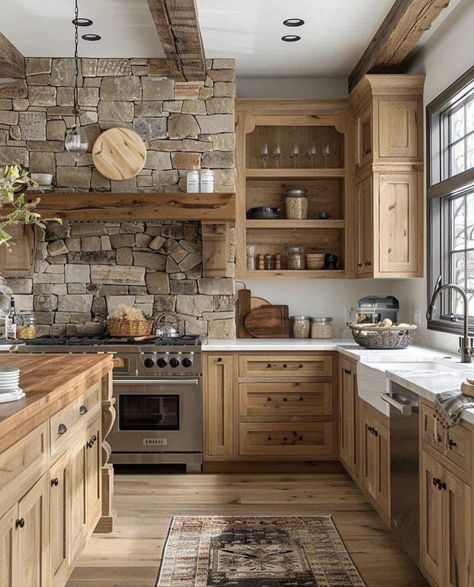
[7,220,235,339]
[0,57,235,191]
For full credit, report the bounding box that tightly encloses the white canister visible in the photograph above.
[186,170,200,193]
[200,169,214,193]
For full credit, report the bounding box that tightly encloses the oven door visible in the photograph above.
[109,378,202,454]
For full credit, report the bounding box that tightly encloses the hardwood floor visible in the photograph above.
[68,471,428,587]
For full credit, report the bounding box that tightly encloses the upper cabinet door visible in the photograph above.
[0,226,35,277]
[356,105,373,169]
[377,172,422,276]
[377,99,420,160]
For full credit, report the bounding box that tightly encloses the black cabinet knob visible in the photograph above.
[79,404,88,416]
[15,518,25,529]
[51,478,59,487]
[267,397,272,402]
[283,397,288,402]
[58,423,67,436]
[448,438,458,450]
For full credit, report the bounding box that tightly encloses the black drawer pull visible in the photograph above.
[51,478,59,487]
[79,404,88,416]
[267,363,272,368]
[283,437,288,442]
[299,397,304,402]
[357,262,363,268]
[448,438,458,450]
[283,397,288,402]
[440,481,447,491]
[267,397,272,402]
[57,423,67,436]
[373,429,379,437]
[365,149,372,155]
[15,518,25,529]
[217,357,222,362]
[344,368,351,375]
[283,364,288,368]
[298,364,303,368]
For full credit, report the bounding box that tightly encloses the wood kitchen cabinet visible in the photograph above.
[49,452,69,587]
[350,75,424,278]
[339,357,359,478]
[359,400,390,520]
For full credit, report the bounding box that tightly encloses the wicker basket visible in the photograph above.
[106,318,154,338]
[349,323,417,349]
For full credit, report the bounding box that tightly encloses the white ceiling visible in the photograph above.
[2,0,425,78]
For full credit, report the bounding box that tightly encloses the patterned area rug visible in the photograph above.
[157,516,366,586]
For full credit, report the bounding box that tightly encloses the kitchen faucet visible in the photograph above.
[426,275,473,363]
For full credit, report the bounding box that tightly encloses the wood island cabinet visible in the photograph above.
[339,357,359,477]
[350,75,425,278]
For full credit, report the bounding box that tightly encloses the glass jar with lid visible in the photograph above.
[285,188,308,219]
[16,312,37,340]
[287,246,305,270]
[292,316,311,339]
[311,317,333,339]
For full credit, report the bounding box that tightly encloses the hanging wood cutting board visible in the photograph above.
[244,305,290,338]
[92,127,147,181]
[236,289,271,338]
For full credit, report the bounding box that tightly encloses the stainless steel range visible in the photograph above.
[19,335,203,472]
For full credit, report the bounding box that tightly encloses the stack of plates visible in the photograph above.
[0,367,24,404]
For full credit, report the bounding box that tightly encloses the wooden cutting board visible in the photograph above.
[235,290,271,338]
[244,305,290,338]
[92,128,147,181]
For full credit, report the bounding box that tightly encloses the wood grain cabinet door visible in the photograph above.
[16,474,49,587]
[360,409,377,501]
[374,420,390,517]
[355,177,373,276]
[69,435,87,563]
[205,354,235,458]
[0,503,18,587]
[377,99,420,159]
[339,359,356,472]
[49,452,69,587]
[85,416,102,529]
[421,450,445,587]
[356,105,373,169]
[377,172,421,275]
[443,468,472,587]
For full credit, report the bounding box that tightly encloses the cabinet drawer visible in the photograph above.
[239,382,333,418]
[50,384,101,456]
[421,402,471,474]
[0,423,48,502]
[239,355,333,378]
[239,422,334,457]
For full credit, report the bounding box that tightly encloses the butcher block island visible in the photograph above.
[0,354,114,587]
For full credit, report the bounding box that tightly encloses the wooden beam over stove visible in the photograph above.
[349,0,450,91]
[147,0,206,81]
[0,32,25,79]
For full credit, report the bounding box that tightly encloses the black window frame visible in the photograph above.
[428,65,474,336]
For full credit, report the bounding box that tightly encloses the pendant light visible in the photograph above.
[64,0,91,160]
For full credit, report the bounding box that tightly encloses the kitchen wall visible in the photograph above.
[237,78,348,99]
[1,57,237,338]
[393,0,474,353]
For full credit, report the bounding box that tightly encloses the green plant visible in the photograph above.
[0,164,53,245]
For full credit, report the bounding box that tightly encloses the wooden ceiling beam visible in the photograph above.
[0,32,25,79]
[349,0,450,91]
[147,0,206,81]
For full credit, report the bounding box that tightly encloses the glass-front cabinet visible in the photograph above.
[236,103,355,279]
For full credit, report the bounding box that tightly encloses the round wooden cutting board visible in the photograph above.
[92,128,147,181]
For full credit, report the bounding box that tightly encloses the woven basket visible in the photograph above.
[106,318,153,338]
[349,323,417,349]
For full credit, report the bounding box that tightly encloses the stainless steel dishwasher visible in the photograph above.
[382,381,420,566]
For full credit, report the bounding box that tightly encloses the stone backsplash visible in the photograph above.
[0,57,235,192]
[6,220,235,339]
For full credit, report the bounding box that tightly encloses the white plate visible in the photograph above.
[0,386,22,395]
[0,389,24,403]
[0,367,20,374]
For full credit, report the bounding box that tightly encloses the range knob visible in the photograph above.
[156,357,167,368]
[182,357,193,368]
[143,357,155,368]
[169,357,180,368]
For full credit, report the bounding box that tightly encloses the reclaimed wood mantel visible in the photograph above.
[27,191,235,222]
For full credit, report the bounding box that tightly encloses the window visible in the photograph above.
[428,66,474,334]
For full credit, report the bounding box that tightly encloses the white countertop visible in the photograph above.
[204,338,474,424]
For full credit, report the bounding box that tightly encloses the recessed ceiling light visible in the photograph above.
[281,34,301,42]
[72,17,93,26]
[82,33,101,41]
[283,18,305,27]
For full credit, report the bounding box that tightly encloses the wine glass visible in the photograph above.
[322,143,330,168]
[260,143,269,168]
[272,144,282,168]
[308,144,317,168]
[291,144,300,168]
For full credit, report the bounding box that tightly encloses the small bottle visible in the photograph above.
[5,298,16,339]
[257,254,265,270]
[186,170,200,193]
[200,169,214,193]
[264,254,275,270]
[275,254,282,270]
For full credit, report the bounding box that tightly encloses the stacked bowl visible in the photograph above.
[0,367,24,403]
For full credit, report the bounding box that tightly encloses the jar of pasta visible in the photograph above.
[287,246,305,270]
[16,312,37,339]
[292,316,311,339]
[311,317,333,339]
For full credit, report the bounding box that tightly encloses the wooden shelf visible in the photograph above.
[246,219,345,229]
[246,270,345,279]
[246,168,346,179]
[26,192,235,222]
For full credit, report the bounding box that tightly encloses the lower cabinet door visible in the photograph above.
[69,435,87,563]
[17,474,49,587]
[374,420,390,517]
[444,468,472,587]
[421,450,445,586]
[85,416,102,528]
[205,354,234,457]
[360,411,377,500]
[0,503,18,587]
[49,451,69,587]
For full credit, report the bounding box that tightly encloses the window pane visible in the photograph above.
[450,107,465,142]
[467,134,474,170]
[450,140,466,174]
[467,193,474,248]
[467,99,474,133]
[452,196,466,250]
[467,250,474,290]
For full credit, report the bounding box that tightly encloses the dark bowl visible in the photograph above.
[247,207,281,219]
